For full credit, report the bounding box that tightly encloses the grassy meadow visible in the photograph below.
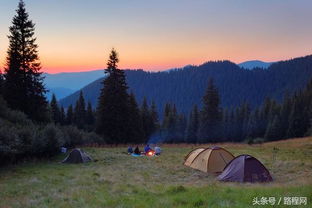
[0,137,311,208]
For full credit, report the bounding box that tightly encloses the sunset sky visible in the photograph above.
[0,0,312,74]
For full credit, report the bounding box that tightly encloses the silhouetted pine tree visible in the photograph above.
[265,115,283,140]
[66,105,74,125]
[256,98,273,138]
[60,106,66,125]
[246,108,261,138]
[186,105,199,143]
[74,91,87,129]
[141,97,156,142]
[221,108,229,140]
[50,94,60,124]
[0,71,3,96]
[86,102,95,126]
[227,109,236,141]
[128,93,144,143]
[176,114,187,143]
[198,78,222,142]
[3,0,48,122]
[307,101,312,136]
[165,104,178,143]
[241,103,251,140]
[162,103,172,129]
[286,90,311,138]
[150,101,159,133]
[96,49,130,144]
[279,93,292,138]
[233,102,251,141]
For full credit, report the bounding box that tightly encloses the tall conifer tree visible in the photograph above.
[0,70,3,96]
[86,102,95,126]
[96,49,130,144]
[4,0,48,122]
[198,78,222,142]
[128,93,144,143]
[186,105,199,143]
[50,94,60,124]
[60,106,66,125]
[141,97,152,141]
[66,105,74,125]
[74,91,87,129]
[150,101,159,134]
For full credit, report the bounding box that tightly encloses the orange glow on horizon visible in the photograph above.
[0,0,311,74]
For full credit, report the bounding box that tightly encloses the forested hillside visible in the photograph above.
[60,55,312,115]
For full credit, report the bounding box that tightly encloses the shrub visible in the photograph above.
[83,131,103,144]
[16,125,36,155]
[0,125,21,165]
[244,137,267,145]
[61,126,84,147]
[0,96,31,126]
[61,126,104,147]
[32,124,64,157]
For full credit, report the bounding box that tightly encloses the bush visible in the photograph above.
[0,96,31,126]
[83,132,103,144]
[0,125,21,164]
[16,125,36,155]
[61,126,104,147]
[245,137,267,144]
[61,126,84,147]
[32,124,64,157]
[0,96,104,165]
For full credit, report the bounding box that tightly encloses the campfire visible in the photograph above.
[146,150,155,156]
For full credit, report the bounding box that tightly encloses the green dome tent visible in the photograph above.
[62,148,92,164]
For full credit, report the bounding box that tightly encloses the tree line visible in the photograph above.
[59,56,312,119]
[50,72,312,145]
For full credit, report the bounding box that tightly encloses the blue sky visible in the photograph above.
[0,0,312,73]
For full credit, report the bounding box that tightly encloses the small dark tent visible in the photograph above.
[62,148,92,164]
[217,154,273,183]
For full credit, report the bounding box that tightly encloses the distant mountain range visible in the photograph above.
[44,60,272,100]
[44,70,105,100]
[58,55,312,116]
[238,60,273,69]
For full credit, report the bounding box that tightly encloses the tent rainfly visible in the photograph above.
[184,147,234,173]
[62,148,92,164]
[217,154,273,183]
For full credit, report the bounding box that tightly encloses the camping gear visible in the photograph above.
[184,147,234,173]
[61,147,67,153]
[62,148,92,163]
[131,153,142,157]
[217,154,273,183]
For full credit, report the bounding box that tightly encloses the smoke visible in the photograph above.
[147,131,165,144]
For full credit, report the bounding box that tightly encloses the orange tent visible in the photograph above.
[184,147,234,173]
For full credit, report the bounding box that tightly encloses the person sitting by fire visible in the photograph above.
[127,146,133,154]
[155,145,161,156]
[133,146,140,155]
[144,144,151,154]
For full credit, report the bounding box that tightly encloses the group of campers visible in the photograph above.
[127,144,161,156]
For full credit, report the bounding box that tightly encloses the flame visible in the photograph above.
[147,151,154,156]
